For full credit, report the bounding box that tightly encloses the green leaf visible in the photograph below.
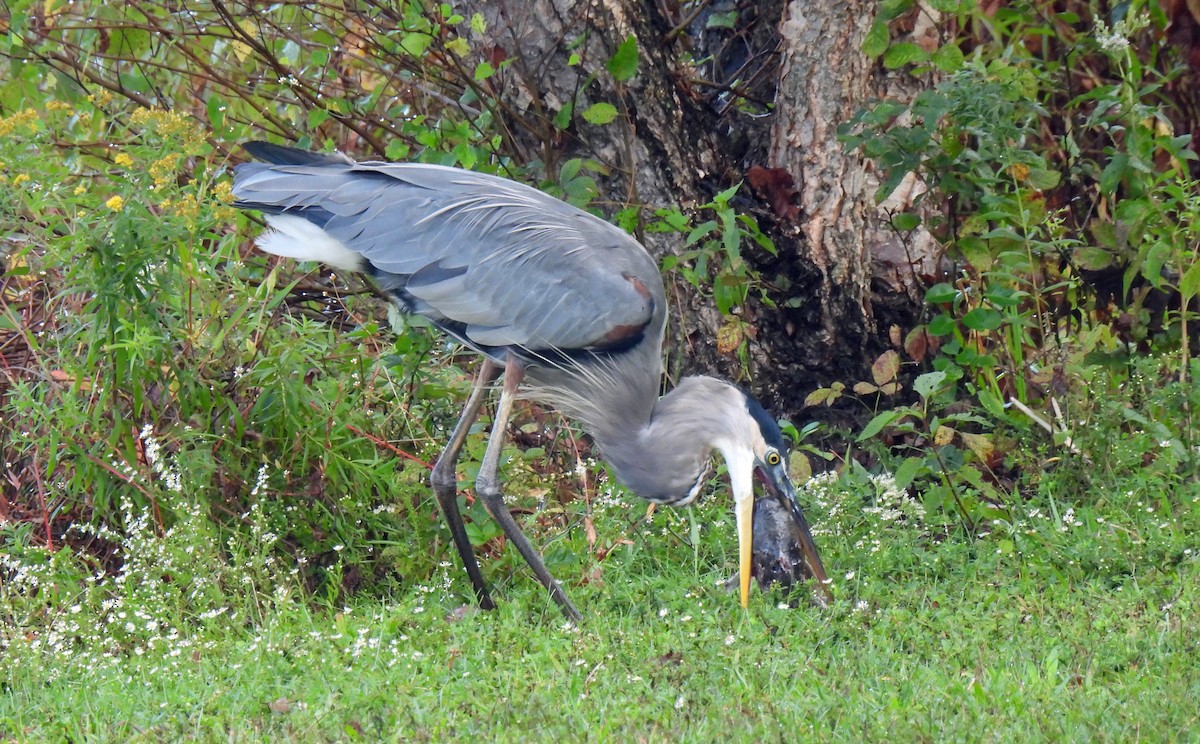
[553,100,574,130]
[962,308,1003,331]
[857,409,911,441]
[882,42,929,69]
[978,389,1006,418]
[1143,241,1170,287]
[1100,153,1127,195]
[207,95,226,128]
[930,43,964,72]
[925,282,958,304]
[470,12,487,35]
[607,35,639,82]
[927,313,957,337]
[879,0,915,21]
[713,273,745,315]
[474,61,495,81]
[861,20,890,58]
[307,108,330,128]
[706,11,738,29]
[913,371,947,399]
[893,456,925,490]
[400,32,432,57]
[1181,260,1200,301]
[685,220,717,246]
[1074,247,1114,271]
[959,237,993,270]
[560,158,583,182]
[713,181,742,205]
[581,102,619,125]
[985,287,1021,308]
[1026,168,1061,191]
[385,139,411,160]
[891,212,921,231]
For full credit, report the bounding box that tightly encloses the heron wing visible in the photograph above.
[234,151,662,355]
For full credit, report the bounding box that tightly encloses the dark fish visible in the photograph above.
[728,497,831,607]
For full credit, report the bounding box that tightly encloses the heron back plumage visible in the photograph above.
[233,145,665,364]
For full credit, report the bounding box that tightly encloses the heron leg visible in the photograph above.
[430,360,500,611]
[475,357,582,622]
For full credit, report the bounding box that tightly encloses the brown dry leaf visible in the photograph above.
[916,27,940,53]
[933,425,957,446]
[853,381,880,395]
[961,432,995,463]
[789,452,812,483]
[716,320,744,355]
[872,350,901,386]
[904,327,929,363]
[268,697,291,715]
[746,165,800,221]
[805,381,846,407]
[804,389,827,407]
[585,514,597,552]
[580,565,604,587]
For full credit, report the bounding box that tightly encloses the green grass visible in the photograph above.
[4,478,1198,742]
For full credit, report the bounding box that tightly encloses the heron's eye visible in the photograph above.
[765,451,781,466]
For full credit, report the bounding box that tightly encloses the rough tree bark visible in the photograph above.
[466,0,937,414]
[764,1,940,405]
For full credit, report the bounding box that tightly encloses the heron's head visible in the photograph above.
[719,391,831,608]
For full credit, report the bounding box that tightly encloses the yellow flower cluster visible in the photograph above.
[149,154,181,188]
[87,90,114,106]
[0,109,41,137]
[12,173,30,186]
[106,195,125,212]
[160,186,236,226]
[129,108,205,150]
[213,180,234,203]
[46,100,74,113]
[162,194,201,224]
[114,153,134,168]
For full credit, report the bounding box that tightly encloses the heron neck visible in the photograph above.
[595,376,747,504]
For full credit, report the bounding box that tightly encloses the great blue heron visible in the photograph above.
[232,142,830,621]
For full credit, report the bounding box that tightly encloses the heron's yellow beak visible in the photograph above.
[736,494,753,608]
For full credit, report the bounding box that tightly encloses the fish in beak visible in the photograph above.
[752,461,832,605]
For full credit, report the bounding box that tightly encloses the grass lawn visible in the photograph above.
[4,479,1198,742]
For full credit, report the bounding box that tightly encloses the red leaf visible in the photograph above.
[746,165,800,221]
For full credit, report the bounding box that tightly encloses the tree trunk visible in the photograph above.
[763,1,939,406]
[467,0,935,414]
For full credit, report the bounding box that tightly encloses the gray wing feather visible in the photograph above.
[235,156,663,353]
